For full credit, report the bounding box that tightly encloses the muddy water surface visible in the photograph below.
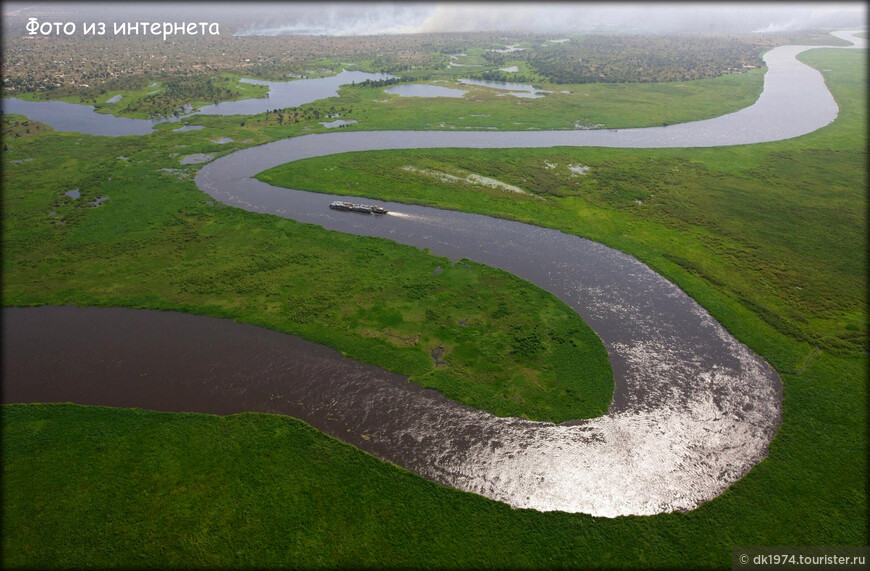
[2,306,426,461]
[4,31,865,517]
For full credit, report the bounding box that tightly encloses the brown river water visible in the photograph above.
[3,31,864,517]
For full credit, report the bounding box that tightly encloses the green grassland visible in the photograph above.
[2,113,54,139]
[189,64,765,134]
[107,74,270,118]
[259,48,867,366]
[1,123,612,423]
[5,64,765,130]
[3,351,865,568]
[2,47,867,568]
[332,67,764,131]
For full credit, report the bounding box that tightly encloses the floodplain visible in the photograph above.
[1,22,866,569]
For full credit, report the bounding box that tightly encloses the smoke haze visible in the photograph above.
[3,2,866,36]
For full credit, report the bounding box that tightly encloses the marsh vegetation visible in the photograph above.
[1,38,865,569]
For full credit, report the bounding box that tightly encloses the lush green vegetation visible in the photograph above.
[116,74,270,118]
[6,63,767,130]
[246,63,766,132]
[335,67,765,130]
[2,113,53,140]
[260,48,867,363]
[2,347,865,568]
[1,115,612,423]
[1,46,866,568]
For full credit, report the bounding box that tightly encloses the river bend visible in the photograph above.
[4,31,865,517]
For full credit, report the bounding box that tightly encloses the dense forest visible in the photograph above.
[125,76,239,117]
[356,77,415,88]
[489,34,767,83]
[259,103,355,125]
[471,70,538,84]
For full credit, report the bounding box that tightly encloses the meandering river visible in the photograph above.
[3,31,864,517]
[0,70,393,136]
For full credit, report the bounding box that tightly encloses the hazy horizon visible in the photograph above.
[3,2,866,36]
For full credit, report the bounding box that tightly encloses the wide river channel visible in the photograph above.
[3,31,864,517]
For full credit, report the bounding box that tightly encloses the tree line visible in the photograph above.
[484,34,767,84]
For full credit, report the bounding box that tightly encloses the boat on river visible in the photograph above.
[329,200,388,214]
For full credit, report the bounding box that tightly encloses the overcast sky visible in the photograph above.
[4,2,867,36]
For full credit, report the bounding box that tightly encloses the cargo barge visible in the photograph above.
[329,200,388,215]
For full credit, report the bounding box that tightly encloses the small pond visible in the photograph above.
[458,78,550,98]
[386,84,468,98]
[320,119,358,128]
[173,125,205,132]
[180,153,214,165]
